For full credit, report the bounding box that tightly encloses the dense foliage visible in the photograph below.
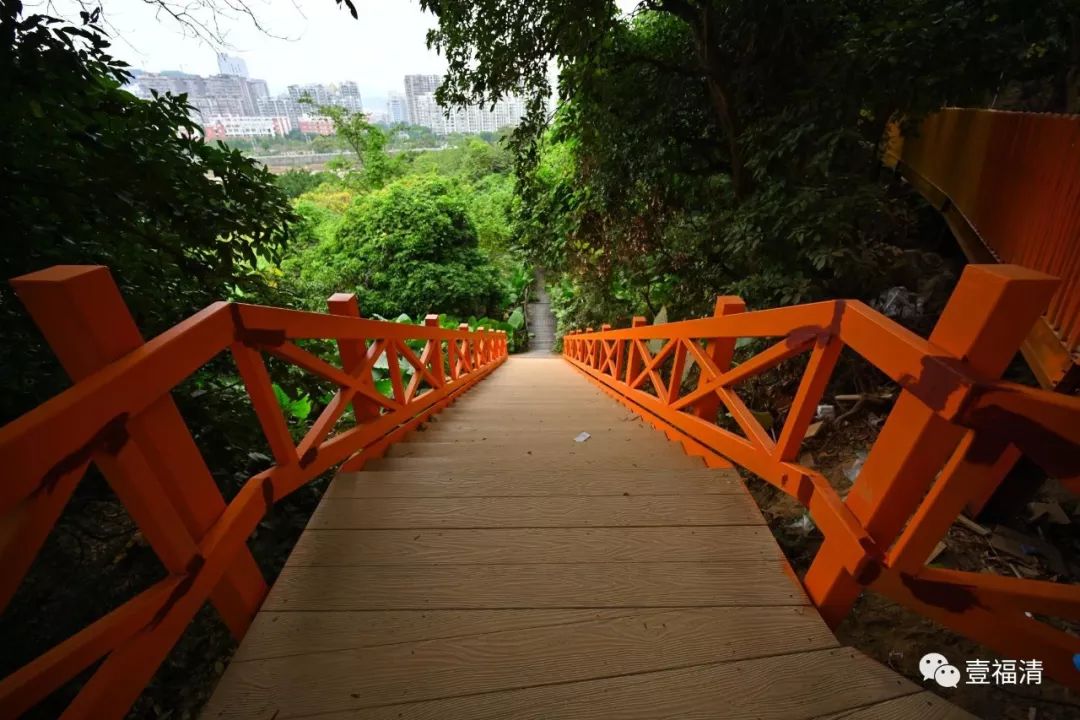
[1,4,528,715]
[283,175,505,318]
[423,0,1078,331]
[0,2,296,422]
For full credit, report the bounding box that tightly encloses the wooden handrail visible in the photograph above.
[563,264,1080,689]
[0,265,508,719]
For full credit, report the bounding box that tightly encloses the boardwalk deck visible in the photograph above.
[202,358,974,720]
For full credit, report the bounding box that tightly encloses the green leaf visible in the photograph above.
[507,307,525,329]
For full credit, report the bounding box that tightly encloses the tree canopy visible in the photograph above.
[282,175,505,319]
[0,1,296,422]
[420,0,1077,328]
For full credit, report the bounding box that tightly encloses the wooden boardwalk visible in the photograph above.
[203,357,973,720]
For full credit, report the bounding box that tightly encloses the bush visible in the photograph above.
[283,175,504,318]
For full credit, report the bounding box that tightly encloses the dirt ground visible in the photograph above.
[744,407,1080,720]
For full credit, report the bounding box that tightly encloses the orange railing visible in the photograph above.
[563,264,1080,689]
[884,109,1080,390]
[0,265,507,718]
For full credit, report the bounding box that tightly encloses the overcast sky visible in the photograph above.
[41,0,638,109]
[43,0,449,106]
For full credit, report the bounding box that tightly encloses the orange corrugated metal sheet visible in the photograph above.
[885,109,1080,388]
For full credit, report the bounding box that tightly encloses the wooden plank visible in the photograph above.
[813,692,977,720]
[409,422,663,438]
[389,436,682,457]
[307,495,763,529]
[204,607,837,719]
[362,455,705,471]
[434,410,640,425]
[385,442,705,468]
[286,527,782,566]
[280,647,919,720]
[408,424,655,440]
[261,562,808,610]
[325,468,745,497]
[441,394,630,406]
[416,418,647,434]
[200,357,974,720]
[232,609,634,662]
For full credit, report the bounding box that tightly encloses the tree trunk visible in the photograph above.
[693,7,748,201]
[658,0,749,200]
[702,75,748,200]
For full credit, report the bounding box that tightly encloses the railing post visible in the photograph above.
[614,328,627,380]
[424,314,446,386]
[693,296,745,421]
[600,324,612,374]
[327,293,381,422]
[625,317,647,384]
[457,323,472,374]
[446,326,459,381]
[6,266,267,637]
[804,265,1058,626]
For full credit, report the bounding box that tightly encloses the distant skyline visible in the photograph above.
[41,0,639,111]
[45,0,448,108]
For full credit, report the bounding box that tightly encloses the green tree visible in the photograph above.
[319,104,399,189]
[0,2,296,422]
[424,1,1074,327]
[423,0,1076,180]
[276,169,337,199]
[283,176,504,318]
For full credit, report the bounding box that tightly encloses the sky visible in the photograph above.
[41,0,639,110]
[43,0,449,109]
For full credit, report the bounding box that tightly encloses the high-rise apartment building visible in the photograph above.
[287,83,363,113]
[256,96,304,127]
[132,72,267,118]
[387,92,408,124]
[288,83,332,106]
[403,74,441,125]
[410,91,526,135]
[216,53,249,78]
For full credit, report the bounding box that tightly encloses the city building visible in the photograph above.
[257,95,304,127]
[287,83,363,113]
[216,53,249,78]
[403,74,440,125]
[288,83,332,106]
[410,91,527,135]
[387,91,408,124]
[298,115,335,135]
[202,115,292,141]
[132,72,268,119]
[247,79,270,102]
